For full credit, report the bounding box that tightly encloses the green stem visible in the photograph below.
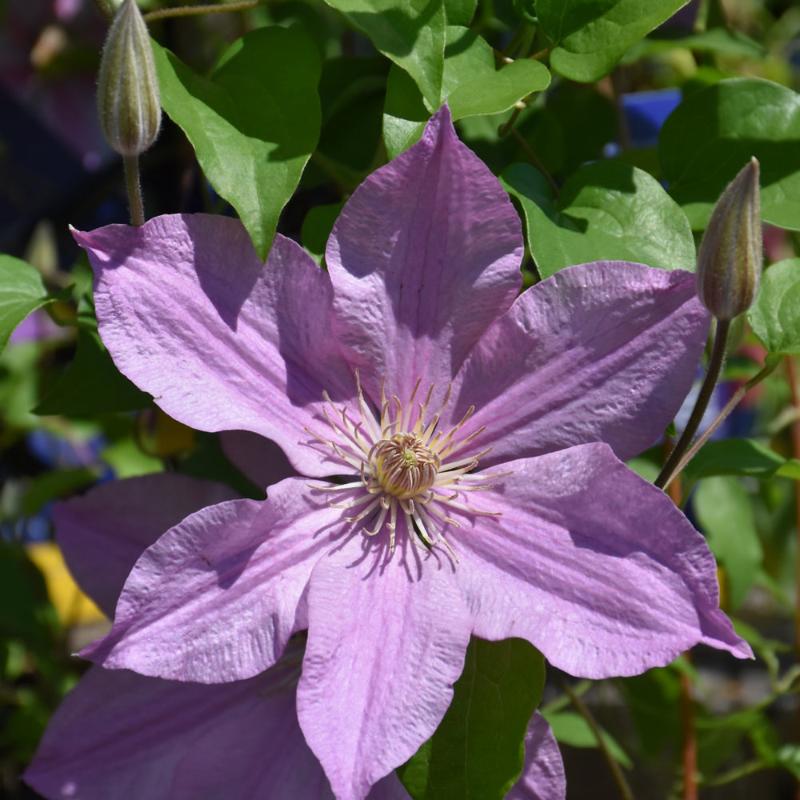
[498,104,524,138]
[123,155,145,226]
[143,0,259,22]
[562,681,634,800]
[703,760,765,787]
[663,358,778,490]
[509,128,559,194]
[656,319,731,489]
[610,69,631,152]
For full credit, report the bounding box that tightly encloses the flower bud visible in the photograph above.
[696,158,762,320]
[97,0,161,157]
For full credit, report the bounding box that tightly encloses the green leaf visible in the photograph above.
[301,203,343,263]
[543,710,632,768]
[660,78,800,231]
[502,160,695,278]
[524,83,617,178]
[442,28,550,120]
[694,477,762,609]
[748,258,800,355]
[19,468,97,517]
[153,27,321,259]
[620,667,681,756]
[383,65,429,157]
[398,638,545,800]
[684,439,790,481]
[101,437,163,479]
[0,256,52,354]
[35,327,150,416]
[732,618,788,681]
[536,0,689,82]
[311,56,386,189]
[0,544,57,650]
[178,433,263,499]
[383,26,550,157]
[324,0,446,106]
[444,0,476,25]
[776,745,800,779]
[0,341,42,429]
[627,27,765,60]
[777,460,800,480]
[626,456,660,483]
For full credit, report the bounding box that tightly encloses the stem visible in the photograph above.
[680,662,698,800]
[663,359,778,489]
[787,356,800,800]
[705,760,766,787]
[498,104,524,138]
[143,0,259,22]
[123,155,145,226]
[788,356,800,663]
[509,128,559,194]
[562,681,634,800]
[663,448,698,800]
[610,69,631,151]
[656,319,731,489]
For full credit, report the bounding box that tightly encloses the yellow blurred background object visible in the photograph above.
[26,542,104,626]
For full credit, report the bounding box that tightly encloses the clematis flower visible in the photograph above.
[72,108,750,800]
[26,474,565,800]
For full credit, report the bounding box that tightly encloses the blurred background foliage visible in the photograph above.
[1,0,800,797]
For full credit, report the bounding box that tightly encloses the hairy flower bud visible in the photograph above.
[97,0,161,157]
[696,158,762,320]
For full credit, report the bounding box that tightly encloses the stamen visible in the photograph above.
[345,496,381,524]
[437,425,487,460]
[309,481,365,493]
[430,405,475,453]
[364,502,389,536]
[331,492,378,511]
[301,373,505,557]
[402,378,422,432]
[355,369,382,443]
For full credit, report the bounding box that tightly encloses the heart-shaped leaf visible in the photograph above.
[153,27,321,259]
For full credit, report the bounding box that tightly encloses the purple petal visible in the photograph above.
[219,429,296,490]
[507,713,566,800]
[55,474,236,617]
[25,651,337,799]
[74,216,356,478]
[327,106,522,403]
[83,478,344,683]
[297,532,472,800]
[457,444,751,678]
[451,261,709,464]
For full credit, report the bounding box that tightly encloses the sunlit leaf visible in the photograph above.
[502,160,695,278]
[537,0,689,82]
[324,0,446,106]
[384,26,549,157]
[0,256,52,355]
[153,27,321,258]
[748,258,800,355]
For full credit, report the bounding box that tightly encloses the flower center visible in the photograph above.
[372,433,440,500]
[305,373,504,557]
